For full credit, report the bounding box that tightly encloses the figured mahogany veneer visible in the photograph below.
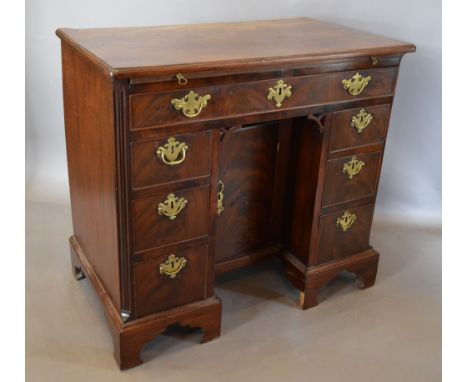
[316,204,375,264]
[215,122,282,263]
[134,245,209,318]
[129,68,397,130]
[131,131,212,189]
[132,186,210,252]
[57,18,415,369]
[322,151,383,207]
[329,104,391,152]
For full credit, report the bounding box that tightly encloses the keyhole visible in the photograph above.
[278,88,282,96]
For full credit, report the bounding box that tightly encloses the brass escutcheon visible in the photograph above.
[342,72,371,96]
[171,90,211,118]
[156,137,189,166]
[343,156,365,180]
[267,80,292,108]
[217,180,225,216]
[336,211,357,232]
[157,193,188,221]
[351,109,373,133]
[159,254,187,279]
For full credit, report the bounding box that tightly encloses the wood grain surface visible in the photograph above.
[56,18,415,79]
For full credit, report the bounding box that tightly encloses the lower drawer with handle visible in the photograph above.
[322,151,382,207]
[131,131,212,189]
[315,204,374,265]
[329,104,391,152]
[134,245,208,318]
[132,185,210,252]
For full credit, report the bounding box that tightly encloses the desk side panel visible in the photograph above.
[61,41,121,310]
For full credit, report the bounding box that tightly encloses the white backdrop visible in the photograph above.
[25,0,441,223]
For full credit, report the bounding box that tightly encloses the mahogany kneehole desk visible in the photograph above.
[57,18,415,369]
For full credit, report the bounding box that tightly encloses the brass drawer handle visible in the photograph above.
[343,156,365,179]
[217,180,225,216]
[157,193,188,221]
[267,80,292,108]
[342,72,371,96]
[351,108,373,133]
[336,211,357,232]
[171,90,211,118]
[156,137,188,166]
[159,254,187,279]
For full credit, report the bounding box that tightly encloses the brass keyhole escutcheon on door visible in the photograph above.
[157,193,188,221]
[217,180,225,216]
[342,72,371,96]
[336,211,357,232]
[171,90,211,118]
[267,80,292,107]
[351,109,373,133]
[343,156,365,179]
[156,137,189,166]
[159,254,187,279]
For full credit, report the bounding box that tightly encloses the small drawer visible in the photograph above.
[316,204,374,265]
[329,104,391,152]
[322,151,382,207]
[131,131,211,189]
[130,68,397,130]
[133,186,209,252]
[134,245,208,317]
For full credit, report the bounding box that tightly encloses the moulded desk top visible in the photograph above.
[56,17,415,79]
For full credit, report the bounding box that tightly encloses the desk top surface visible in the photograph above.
[56,18,415,79]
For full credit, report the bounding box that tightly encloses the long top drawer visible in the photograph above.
[130,68,397,130]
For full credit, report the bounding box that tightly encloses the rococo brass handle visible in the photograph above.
[342,72,371,96]
[159,254,187,279]
[157,193,188,221]
[351,109,373,133]
[171,90,211,118]
[336,211,357,232]
[343,156,365,179]
[156,137,188,166]
[217,180,224,216]
[267,80,292,107]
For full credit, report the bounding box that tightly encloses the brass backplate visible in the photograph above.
[157,193,188,220]
[343,156,365,179]
[171,90,211,118]
[336,211,357,232]
[159,254,187,279]
[351,109,373,133]
[156,137,189,166]
[267,80,292,107]
[342,72,371,96]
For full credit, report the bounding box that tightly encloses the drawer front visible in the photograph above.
[131,131,211,189]
[329,104,391,152]
[130,68,397,130]
[134,245,208,317]
[133,186,209,252]
[316,204,374,265]
[322,151,382,207]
